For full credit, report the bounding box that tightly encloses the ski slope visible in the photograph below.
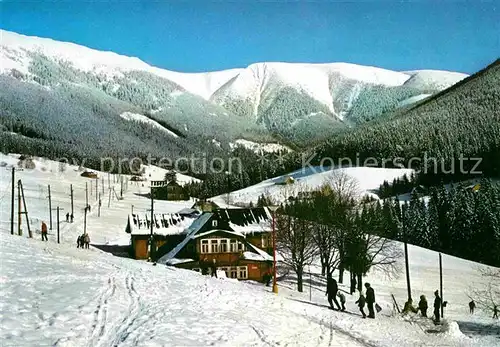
[1,154,499,346]
[211,166,415,205]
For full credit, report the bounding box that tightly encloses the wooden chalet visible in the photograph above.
[125,212,198,259]
[157,208,274,282]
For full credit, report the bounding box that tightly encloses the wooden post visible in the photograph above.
[70,184,74,220]
[98,193,101,217]
[95,177,98,200]
[439,252,444,319]
[90,180,93,197]
[85,182,88,208]
[48,185,52,230]
[108,172,110,189]
[10,167,15,235]
[84,206,87,234]
[150,185,154,260]
[57,206,60,244]
[19,181,32,237]
[18,181,22,235]
[403,204,412,301]
[102,177,105,195]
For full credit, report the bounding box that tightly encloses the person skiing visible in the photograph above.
[365,283,376,318]
[326,277,342,310]
[418,295,428,317]
[469,300,475,314]
[337,291,346,311]
[434,290,442,323]
[355,292,367,318]
[41,221,48,241]
[493,305,498,319]
[66,212,70,222]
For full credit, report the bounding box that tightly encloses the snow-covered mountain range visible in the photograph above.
[0,29,468,147]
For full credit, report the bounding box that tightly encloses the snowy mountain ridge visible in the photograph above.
[0,30,467,102]
[0,29,470,146]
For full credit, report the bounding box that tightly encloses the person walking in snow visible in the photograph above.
[493,305,498,319]
[326,277,342,311]
[433,290,442,323]
[469,300,475,314]
[337,292,346,311]
[77,235,82,248]
[83,233,90,249]
[70,213,74,223]
[355,292,367,318]
[66,212,70,222]
[41,221,48,241]
[365,283,376,318]
[211,259,217,278]
[418,295,428,317]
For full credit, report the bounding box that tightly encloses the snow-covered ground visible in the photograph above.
[211,166,415,205]
[1,154,498,346]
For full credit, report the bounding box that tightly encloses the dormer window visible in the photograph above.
[212,220,218,227]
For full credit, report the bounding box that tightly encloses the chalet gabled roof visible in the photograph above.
[158,213,214,263]
[127,213,197,236]
[192,229,245,240]
[214,207,272,234]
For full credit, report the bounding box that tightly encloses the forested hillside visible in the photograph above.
[314,59,500,183]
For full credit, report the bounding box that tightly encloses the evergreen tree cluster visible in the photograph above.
[366,179,500,267]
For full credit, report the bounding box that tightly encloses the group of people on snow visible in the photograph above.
[200,258,218,278]
[402,290,443,323]
[326,278,377,319]
[77,233,90,249]
[65,212,74,223]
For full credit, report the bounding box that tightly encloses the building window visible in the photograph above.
[230,239,237,252]
[212,220,218,227]
[237,242,244,252]
[220,239,228,253]
[210,239,218,253]
[238,266,248,279]
[230,267,238,279]
[261,235,267,248]
[201,240,209,253]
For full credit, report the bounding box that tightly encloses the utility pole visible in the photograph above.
[70,184,74,219]
[150,184,154,260]
[98,193,101,217]
[95,177,98,200]
[10,167,15,235]
[48,185,52,230]
[57,206,60,243]
[102,177,105,195]
[85,182,88,208]
[120,175,123,199]
[18,181,22,235]
[439,252,444,319]
[403,204,412,301]
[17,181,32,237]
[90,180,93,197]
[84,206,87,234]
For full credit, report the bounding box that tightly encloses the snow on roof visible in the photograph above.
[192,229,245,240]
[128,213,197,236]
[164,258,195,265]
[246,244,273,261]
[214,208,272,234]
[158,213,214,263]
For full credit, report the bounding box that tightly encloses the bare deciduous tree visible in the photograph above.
[468,267,500,316]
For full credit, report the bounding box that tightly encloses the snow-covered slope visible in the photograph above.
[211,166,415,205]
[1,29,468,135]
[0,153,498,346]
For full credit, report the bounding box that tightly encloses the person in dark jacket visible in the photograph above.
[211,259,218,278]
[418,295,428,317]
[326,278,342,310]
[355,292,367,318]
[77,235,82,248]
[403,299,418,314]
[337,292,346,311]
[434,290,441,323]
[66,212,70,222]
[365,283,375,318]
[469,300,475,314]
[70,213,74,223]
[493,305,498,319]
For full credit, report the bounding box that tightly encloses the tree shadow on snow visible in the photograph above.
[456,321,500,339]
